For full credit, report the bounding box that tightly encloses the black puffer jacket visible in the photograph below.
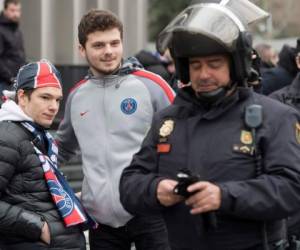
[0,121,85,250]
[0,12,25,83]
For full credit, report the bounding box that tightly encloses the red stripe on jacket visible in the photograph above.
[132,70,175,103]
[69,79,88,93]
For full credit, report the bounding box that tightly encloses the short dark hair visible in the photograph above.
[4,0,20,9]
[15,89,34,104]
[78,9,123,47]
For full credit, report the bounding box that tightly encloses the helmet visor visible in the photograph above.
[157,4,241,54]
[222,0,269,25]
[157,2,269,54]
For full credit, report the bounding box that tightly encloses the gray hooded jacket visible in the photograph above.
[56,58,175,227]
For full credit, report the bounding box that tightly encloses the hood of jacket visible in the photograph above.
[0,100,33,122]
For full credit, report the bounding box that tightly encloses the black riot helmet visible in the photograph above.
[156,0,269,86]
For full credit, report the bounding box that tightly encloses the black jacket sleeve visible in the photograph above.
[0,141,44,241]
[120,116,167,215]
[219,108,300,221]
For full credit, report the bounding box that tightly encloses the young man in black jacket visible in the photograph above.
[0,60,86,249]
[120,2,300,250]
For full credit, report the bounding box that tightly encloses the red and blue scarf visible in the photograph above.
[21,122,97,228]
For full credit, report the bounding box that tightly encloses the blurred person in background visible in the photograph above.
[269,38,300,250]
[254,43,278,70]
[135,48,179,91]
[269,38,300,108]
[0,0,25,100]
[261,40,299,95]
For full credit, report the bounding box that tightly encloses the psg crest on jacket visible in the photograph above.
[121,98,137,114]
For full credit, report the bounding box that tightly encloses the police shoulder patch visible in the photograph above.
[159,119,174,138]
[240,130,253,145]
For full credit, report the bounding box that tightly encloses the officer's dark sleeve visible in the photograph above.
[120,115,167,215]
[219,108,300,221]
[0,141,44,240]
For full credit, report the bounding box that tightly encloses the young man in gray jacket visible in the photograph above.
[56,9,174,250]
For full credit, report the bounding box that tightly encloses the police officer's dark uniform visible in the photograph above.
[270,73,300,111]
[270,69,300,250]
[119,2,300,250]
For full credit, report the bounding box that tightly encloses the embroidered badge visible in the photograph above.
[240,130,253,145]
[295,122,300,144]
[233,144,254,155]
[159,119,174,138]
[157,143,171,153]
[121,98,137,115]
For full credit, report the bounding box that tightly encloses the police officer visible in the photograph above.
[269,39,300,250]
[119,1,300,250]
[269,38,300,109]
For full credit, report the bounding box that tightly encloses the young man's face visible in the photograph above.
[79,28,123,77]
[18,87,63,128]
[4,3,21,23]
[189,54,231,94]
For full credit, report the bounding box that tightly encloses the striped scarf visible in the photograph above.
[21,122,97,228]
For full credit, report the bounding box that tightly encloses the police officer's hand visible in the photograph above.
[185,181,221,214]
[157,179,184,207]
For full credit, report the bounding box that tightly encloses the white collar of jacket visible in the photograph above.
[0,100,33,122]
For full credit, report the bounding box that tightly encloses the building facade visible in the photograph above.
[0,0,148,65]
